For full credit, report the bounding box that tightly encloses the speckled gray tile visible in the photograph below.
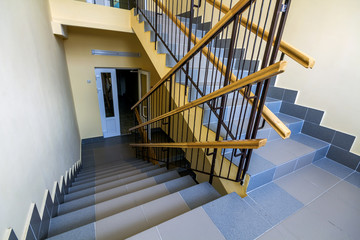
[29,205,41,238]
[275,164,340,204]
[332,131,356,151]
[313,145,329,162]
[179,182,220,209]
[291,133,329,149]
[267,87,284,100]
[313,157,353,179]
[273,159,297,180]
[283,89,297,103]
[302,122,335,143]
[127,227,161,240]
[49,204,96,237]
[141,193,190,227]
[96,206,148,240]
[39,204,51,239]
[156,207,226,240]
[345,172,360,188]
[302,181,360,239]
[294,152,315,170]
[203,193,271,240]
[304,108,324,124]
[280,102,307,119]
[327,145,360,170]
[154,170,180,184]
[47,223,95,240]
[4,229,18,240]
[58,194,95,215]
[278,206,351,240]
[257,224,297,240]
[164,175,195,193]
[254,136,314,166]
[248,167,276,191]
[247,183,303,225]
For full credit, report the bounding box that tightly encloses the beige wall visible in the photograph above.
[49,0,132,33]
[276,0,360,154]
[63,27,161,139]
[0,0,80,237]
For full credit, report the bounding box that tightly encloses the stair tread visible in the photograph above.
[64,167,168,202]
[48,176,196,237]
[58,170,181,215]
[73,162,153,185]
[68,165,160,193]
[47,183,220,240]
[80,158,144,174]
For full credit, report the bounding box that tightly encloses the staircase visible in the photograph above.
[132,7,330,192]
[46,139,228,239]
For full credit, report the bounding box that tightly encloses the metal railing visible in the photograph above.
[131,0,292,185]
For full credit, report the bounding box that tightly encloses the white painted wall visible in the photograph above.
[277,0,360,154]
[0,0,80,237]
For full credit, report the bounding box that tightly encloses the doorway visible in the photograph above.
[116,69,139,135]
[96,68,151,138]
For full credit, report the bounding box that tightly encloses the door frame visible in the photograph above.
[95,68,120,138]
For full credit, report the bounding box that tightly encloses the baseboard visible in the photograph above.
[6,160,82,240]
[267,85,360,172]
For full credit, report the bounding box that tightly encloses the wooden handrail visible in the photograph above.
[130,139,267,149]
[129,61,287,132]
[206,0,315,69]
[134,108,158,163]
[131,0,252,111]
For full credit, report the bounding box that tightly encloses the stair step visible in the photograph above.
[47,183,220,240]
[64,167,168,202]
[73,162,152,186]
[80,158,144,174]
[225,133,330,191]
[48,176,196,237]
[58,170,181,215]
[68,165,159,193]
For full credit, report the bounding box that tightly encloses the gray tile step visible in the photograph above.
[73,162,153,186]
[225,133,330,192]
[68,165,160,194]
[47,176,196,237]
[75,160,150,179]
[201,97,281,125]
[64,167,168,202]
[58,170,181,216]
[47,182,221,240]
[80,158,144,174]
[207,112,303,143]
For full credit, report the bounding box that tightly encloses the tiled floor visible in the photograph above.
[254,158,360,240]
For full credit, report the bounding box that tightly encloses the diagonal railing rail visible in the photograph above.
[131,0,302,191]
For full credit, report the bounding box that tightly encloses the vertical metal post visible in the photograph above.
[184,0,195,95]
[209,15,240,184]
[166,78,173,169]
[155,0,158,50]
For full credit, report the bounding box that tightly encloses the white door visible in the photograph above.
[95,68,121,138]
[138,70,151,139]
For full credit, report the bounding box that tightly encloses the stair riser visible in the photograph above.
[73,162,152,185]
[64,168,168,202]
[48,176,196,237]
[202,99,281,125]
[80,159,143,174]
[68,165,159,193]
[58,171,181,216]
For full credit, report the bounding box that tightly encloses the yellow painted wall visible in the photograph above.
[63,27,161,139]
[49,0,132,33]
[277,0,360,155]
[0,0,80,237]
